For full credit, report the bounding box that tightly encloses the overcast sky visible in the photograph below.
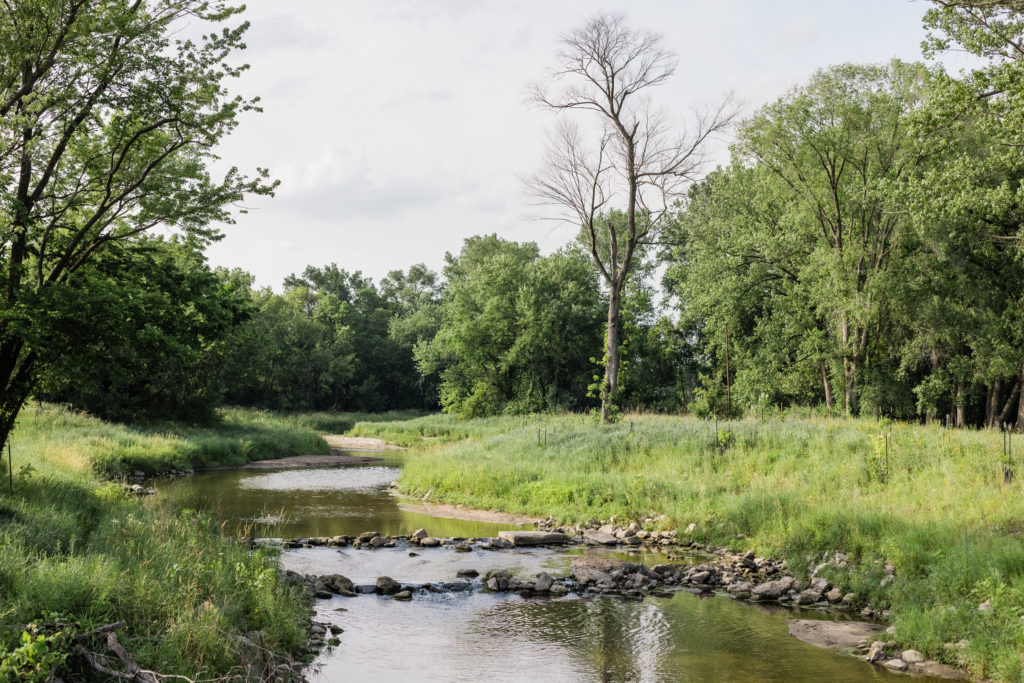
[202,0,972,289]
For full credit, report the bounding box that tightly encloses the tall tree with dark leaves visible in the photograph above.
[0,1,273,449]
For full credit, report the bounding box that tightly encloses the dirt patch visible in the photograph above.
[787,619,882,650]
[242,454,384,469]
[397,501,540,526]
[323,434,404,451]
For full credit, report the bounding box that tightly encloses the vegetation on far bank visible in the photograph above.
[351,411,1024,681]
[0,405,358,680]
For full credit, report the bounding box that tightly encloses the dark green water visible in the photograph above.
[161,462,926,682]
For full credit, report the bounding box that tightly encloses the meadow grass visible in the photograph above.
[3,403,416,479]
[0,404,329,680]
[351,411,1024,681]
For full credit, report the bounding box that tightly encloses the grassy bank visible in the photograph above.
[0,404,355,680]
[9,403,422,479]
[350,412,1024,680]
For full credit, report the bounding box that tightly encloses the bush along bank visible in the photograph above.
[0,406,323,681]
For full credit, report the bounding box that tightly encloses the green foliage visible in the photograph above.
[419,235,604,417]
[0,0,274,458]
[220,264,439,412]
[35,237,249,423]
[0,628,68,683]
[0,406,311,679]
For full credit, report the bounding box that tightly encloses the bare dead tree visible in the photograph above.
[526,13,736,422]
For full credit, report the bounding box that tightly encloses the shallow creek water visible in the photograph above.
[159,461,926,682]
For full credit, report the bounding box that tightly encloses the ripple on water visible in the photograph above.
[236,466,401,492]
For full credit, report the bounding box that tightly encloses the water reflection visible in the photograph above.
[157,464,515,539]
[308,591,909,682]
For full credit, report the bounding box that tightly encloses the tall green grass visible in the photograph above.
[5,404,389,478]
[359,412,1024,680]
[0,405,324,680]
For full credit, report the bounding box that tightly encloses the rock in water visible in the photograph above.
[496,531,570,546]
[534,572,554,593]
[375,576,401,595]
[583,529,618,546]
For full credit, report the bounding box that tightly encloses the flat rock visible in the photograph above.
[911,661,966,679]
[787,620,884,650]
[583,529,618,546]
[497,531,570,546]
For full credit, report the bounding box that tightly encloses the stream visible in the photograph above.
[159,458,925,682]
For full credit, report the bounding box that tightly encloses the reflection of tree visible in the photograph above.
[474,597,672,682]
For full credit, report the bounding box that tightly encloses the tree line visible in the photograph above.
[4,1,1024,447]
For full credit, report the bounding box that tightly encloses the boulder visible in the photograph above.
[358,531,380,543]
[901,650,924,664]
[583,529,618,546]
[375,576,401,595]
[419,537,441,547]
[410,528,428,540]
[825,587,844,602]
[454,542,472,552]
[867,641,887,663]
[456,568,479,578]
[368,535,388,548]
[752,577,795,600]
[497,531,570,546]
[392,590,413,601]
[727,581,754,596]
[534,572,554,593]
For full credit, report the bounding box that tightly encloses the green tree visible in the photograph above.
[35,236,248,421]
[0,1,272,448]
[418,235,603,417]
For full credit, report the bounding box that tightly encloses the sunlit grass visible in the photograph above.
[0,404,315,679]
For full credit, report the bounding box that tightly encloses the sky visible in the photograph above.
[200,0,975,289]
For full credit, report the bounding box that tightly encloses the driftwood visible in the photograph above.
[75,623,194,683]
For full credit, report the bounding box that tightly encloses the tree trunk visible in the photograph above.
[956,384,966,428]
[1017,363,1024,432]
[986,379,1002,428]
[998,380,1020,429]
[600,286,621,423]
[839,315,858,416]
[821,360,834,411]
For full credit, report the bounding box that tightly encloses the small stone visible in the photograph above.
[534,572,554,593]
[411,528,428,540]
[392,590,412,601]
[456,568,479,578]
[842,592,856,605]
[368,536,388,548]
[549,584,569,596]
[825,587,843,602]
[901,650,924,664]
[978,599,992,612]
[358,531,379,543]
[883,658,908,671]
[419,537,441,547]
[454,542,472,552]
